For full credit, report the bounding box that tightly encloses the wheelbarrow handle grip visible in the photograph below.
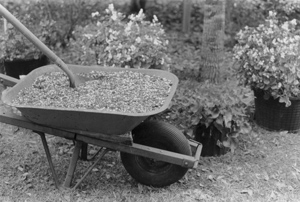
[0,4,78,88]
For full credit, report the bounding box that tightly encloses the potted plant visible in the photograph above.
[71,4,171,70]
[0,5,53,79]
[233,11,300,132]
[153,80,253,156]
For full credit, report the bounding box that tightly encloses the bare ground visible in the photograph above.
[1,92,300,202]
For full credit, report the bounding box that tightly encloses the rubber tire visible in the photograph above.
[120,120,191,187]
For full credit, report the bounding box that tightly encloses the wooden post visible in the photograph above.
[182,0,192,33]
[3,0,7,33]
[3,18,7,33]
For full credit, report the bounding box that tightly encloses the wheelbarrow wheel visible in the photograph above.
[120,120,191,187]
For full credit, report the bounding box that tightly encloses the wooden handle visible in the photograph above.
[0,4,78,87]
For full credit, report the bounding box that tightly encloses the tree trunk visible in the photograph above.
[129,0,147,14]
[199,0,226,83]
[182,0,192,33]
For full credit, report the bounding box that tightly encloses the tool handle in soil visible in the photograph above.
[0,4,79,88]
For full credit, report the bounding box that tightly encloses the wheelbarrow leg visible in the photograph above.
[64,141,82,187]
[35,132,59,189]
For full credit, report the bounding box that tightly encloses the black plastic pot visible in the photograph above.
[254,89,300,132]
[193,123,229,157]
[3,55,49,79]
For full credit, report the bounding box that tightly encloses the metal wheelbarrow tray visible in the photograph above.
[2,64,179,135]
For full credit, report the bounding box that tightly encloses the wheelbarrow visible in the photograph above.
[0,3,201,189]
[0,67,202,189]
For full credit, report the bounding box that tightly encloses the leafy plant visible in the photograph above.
[41,0,106,49]
[167,35,201,79]
[146,1,204,33]
[73,4,171,69]
[0,3,56,61]
[233,11,300,107]
[160,80,253,142]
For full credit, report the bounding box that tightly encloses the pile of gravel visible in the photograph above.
[12,70,173,113]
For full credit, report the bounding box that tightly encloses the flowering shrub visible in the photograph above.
[272,0,300,15]
[233,11,300,106]
[76,4,171,69]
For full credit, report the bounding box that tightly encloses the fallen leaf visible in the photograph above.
[17,166,24,172]
[264,172,269,181]
[107,163,114,167]
[232,175,240,182]
[216,175,225,180]
[288,185,294,191]
[13,127,20,133]
[222,140,230,147]
[279,131,288,135]
[199,183,205,187]
[185,129,194,137]
[222,137,238,153]
[207,175,215,181]
[220,179,229,185]
[63,194,71,202]
[22,172,29,177]
[138,183,144,193]
[89,149,98,155]
[269,191,277,199]
[92,168,99,172]
[240,189,253,196]
[275,181,286,189]
[105,174,111,179]
[201,168,210,172]
[292,166,300,173]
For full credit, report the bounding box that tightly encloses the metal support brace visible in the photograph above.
[80,143,88,161]
[73,148,108,190]
[35,131,59,189]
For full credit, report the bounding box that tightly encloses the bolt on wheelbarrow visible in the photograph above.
[0,66,202,189]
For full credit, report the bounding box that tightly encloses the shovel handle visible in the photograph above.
[0,4,77,87]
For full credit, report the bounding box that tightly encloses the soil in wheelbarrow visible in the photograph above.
[11,70,173,113]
